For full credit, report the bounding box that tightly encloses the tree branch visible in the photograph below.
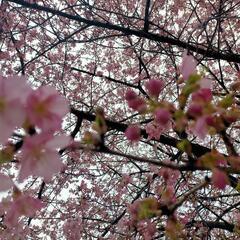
[7,0,240,63]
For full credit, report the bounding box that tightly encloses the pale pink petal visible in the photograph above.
[26,86,69,131]
[5,207,20,226]
[4,76,31,102]
[39,114,62,132]
[3,101,25,126]
[48,94,69,117]
[0,117,14,144]
[191,117,207,139]
[18,195,44,217]
[179,51,197,80]
[45,135,71,149]
[0,101,25,144]
[33,151,63,181]
[19,151,63,182]
[19,157,37,182]
[22,133,51,152]
[5,194,44,227]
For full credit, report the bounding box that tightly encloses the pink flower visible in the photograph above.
[155,108,171,126]
[212,168,229,190]
[192,88,212,102]
[187,103,203,117]
[125,89,137,101]
[125,125,141,142]
[125,89,147,113]
[19,133,71,181]
[179,51,197,80]
[4,193,44,227]
[145,121,170,140]
[205,115,215,126]
[145,79,164,98]
[0,75,30,144]
[128,98,147,112]
[26,86,69,131]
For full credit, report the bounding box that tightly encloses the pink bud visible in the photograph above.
[212,168,229,190]
[128,98,147,113]
[125,89,137,101]
[125,89,147,113]
[155,108,171,126]
[145,79,164,98]
[188,104,203,117]
[205,115,215,126]
[125,125,141,142]
[192,88,212,102]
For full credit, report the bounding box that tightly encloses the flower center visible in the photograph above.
[34,102,48,117]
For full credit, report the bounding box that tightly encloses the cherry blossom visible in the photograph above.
[26,86,69,131]
[145,121,165,140]
[125,125,141,142]
[1,0,240,239]
[187,103,203,117]
[155,108,171,126]
[179,51,197,80]
[3,191,44,227]
[192,88,212,102]
[19,133,70,181]
[211,168,229,190]
[191,116,208,139]
[145,79,164,98]
[125,89,147,113]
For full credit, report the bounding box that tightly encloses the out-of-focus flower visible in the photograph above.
[3,191,44,227]
[19,133,70,181]
[145,79,164,98]
[179,51,197,81]
[155,108,171,126]
[212,168,229,190]
[125,89,147,113]
[26,86,69,131]
[125,125,141,142]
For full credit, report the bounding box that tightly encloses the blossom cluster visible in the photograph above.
[0,74,70,226]
[123,52,240,237]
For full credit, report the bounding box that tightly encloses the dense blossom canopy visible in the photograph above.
[1,0,240,239]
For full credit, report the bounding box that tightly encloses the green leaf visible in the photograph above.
[137,198,160,220]
[177,139,192,154]
[219,94,233,109]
